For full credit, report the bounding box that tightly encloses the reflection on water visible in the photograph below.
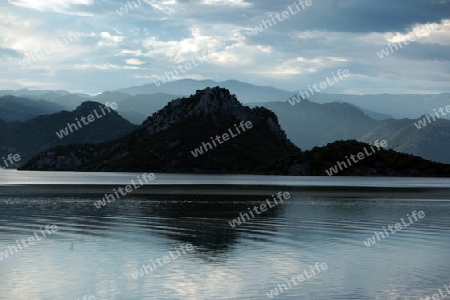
[0,194,449,300]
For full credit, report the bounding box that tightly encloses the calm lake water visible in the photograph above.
[0,171,449,300]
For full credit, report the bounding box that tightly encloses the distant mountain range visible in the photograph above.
[1,79,449,166]
[20,87,450,176]
[306,93,450,120]
[360,117,450,164]
[115,79,449,119]
[250,100,379,150]
[113,93,183,125]
[0,101,136,166]
[115,79,295,104]
[0,95,66,122]
[254,100,450,164]
[2,80,448,120]
[0,89,91,111]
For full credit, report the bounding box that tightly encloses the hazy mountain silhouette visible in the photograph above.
[0,101,136,166]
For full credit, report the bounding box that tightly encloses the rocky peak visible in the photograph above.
[138,87,290,142]
[73,101,118,117]
[76,101,107,110]
[141,87,254,136]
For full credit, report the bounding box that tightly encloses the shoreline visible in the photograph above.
[1,183,450,198]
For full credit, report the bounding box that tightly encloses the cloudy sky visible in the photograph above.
[1,0,449,94]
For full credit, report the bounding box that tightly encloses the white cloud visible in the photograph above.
[1,0,449,94]
[125,58,145,65]
[378,19,450,46]
[246,56,348,77]
[8,0,94,16]
[73,63,122,70]
[142,0,177,15]
[98,32,125,47]
[201,0,251,6]
[117,49,144,57]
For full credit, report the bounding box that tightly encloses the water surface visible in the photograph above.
[0,172,449,299]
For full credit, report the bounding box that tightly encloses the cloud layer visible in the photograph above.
[1,0,450,94]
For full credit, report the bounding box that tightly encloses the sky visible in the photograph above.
[0,0,450,94]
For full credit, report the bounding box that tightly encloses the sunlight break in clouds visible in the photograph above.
[387,19,450,46]
[387,22,441,44]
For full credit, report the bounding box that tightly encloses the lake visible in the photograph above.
[0,171,449,300]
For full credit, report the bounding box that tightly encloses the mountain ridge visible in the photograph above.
[20,87,450,177]
[0,95,66,122]
[21,87,299,172]
[0,101,137,167]
[254,100,450,164]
